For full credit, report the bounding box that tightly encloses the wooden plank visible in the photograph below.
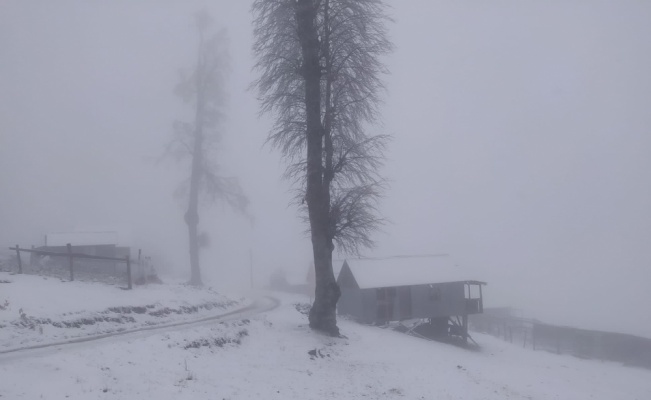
[9,247,126,262]
[479,284,483,312]
[126,255,132,290]
[15,244,22,274]
[67,243,74,281]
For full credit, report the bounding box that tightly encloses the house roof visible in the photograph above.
[45,231,119,247]
[337,256,485,289]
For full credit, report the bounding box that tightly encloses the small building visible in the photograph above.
[336,256,485,341]
[30,231,130,275]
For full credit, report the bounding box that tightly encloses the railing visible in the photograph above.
[469,311,651,369]
[9,244,133,289]
[465,298,483,314]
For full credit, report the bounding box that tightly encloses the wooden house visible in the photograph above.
[336,256,486,341]
[30,231,130,273]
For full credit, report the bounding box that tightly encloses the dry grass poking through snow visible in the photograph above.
[0,271,244,351]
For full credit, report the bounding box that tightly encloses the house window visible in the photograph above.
[428,285,441,301]
[376,287,396,301]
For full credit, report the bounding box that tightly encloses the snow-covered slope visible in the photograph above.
[0,278,649,400]
[0,272,246,350]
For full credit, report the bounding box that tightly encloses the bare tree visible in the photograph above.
[169,10,247,286]
[252,0,392,335]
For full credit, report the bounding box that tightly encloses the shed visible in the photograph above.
[30,231,130,275]
[336,256,486,341]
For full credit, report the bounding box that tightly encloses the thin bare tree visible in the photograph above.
[168,10,247,286]
[252,0,392,335]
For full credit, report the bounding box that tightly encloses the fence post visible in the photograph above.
[126,255,132,290]
[15,244,22,274]
[66,243,74,281]
[138,249,142,283]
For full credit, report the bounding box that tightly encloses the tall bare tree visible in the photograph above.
[169,11,247,286]
[252,0,392,335]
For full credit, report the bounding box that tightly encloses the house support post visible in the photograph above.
[66,243,74,281]
[479,284,483,312]
[15,245,22,274]
[126,255,132,290]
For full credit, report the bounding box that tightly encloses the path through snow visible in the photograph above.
[1,290,649,400]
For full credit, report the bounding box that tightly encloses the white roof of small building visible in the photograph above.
[338,256,485,289]
[45,231,119,247]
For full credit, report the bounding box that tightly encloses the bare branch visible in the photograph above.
[165,11,248,285]
[252,0,392,256]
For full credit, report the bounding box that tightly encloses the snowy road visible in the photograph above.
[2,293,650,399]
[0,295,279,361]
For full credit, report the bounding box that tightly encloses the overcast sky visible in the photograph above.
[1,1,650,337]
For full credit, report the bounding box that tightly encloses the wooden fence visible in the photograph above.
[9,244,132,289]
[469,309,651,369]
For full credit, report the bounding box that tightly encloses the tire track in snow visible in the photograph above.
[0,295,279,360]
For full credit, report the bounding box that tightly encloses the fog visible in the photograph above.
[1,1,650,337]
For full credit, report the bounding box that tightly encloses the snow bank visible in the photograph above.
[0,272,246,350]
[2,289,650,399]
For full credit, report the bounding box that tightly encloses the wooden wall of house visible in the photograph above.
[410,282,466,319]
[29,244,121,272]
[338,281,470,323]
[361,289,379,323]
[338,288,365,321]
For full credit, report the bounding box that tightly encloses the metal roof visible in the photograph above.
[45,231,119,247]
[337,256,486,289]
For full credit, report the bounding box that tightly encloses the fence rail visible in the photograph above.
[470,310,651,369]
[9,244,132,289]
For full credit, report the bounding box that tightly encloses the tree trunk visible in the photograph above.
[186,134,202,286]
[186,211,201,285]
[187,46,206,287]
[309,233,340,335]
[296,0,341,336]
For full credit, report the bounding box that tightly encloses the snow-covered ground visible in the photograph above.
[1,274,650,399]
[0,272,246,351]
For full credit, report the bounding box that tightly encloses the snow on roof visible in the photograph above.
[338,256,485,289]
[45,231,119,247]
